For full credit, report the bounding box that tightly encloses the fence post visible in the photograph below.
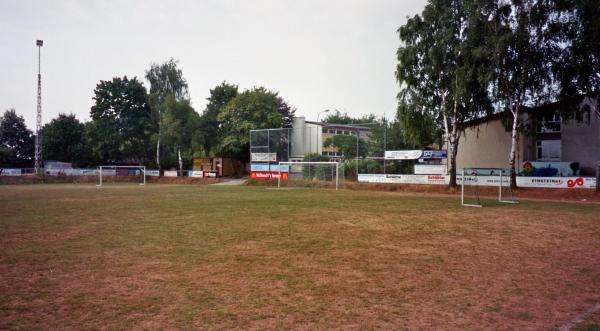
[596,161,599,192]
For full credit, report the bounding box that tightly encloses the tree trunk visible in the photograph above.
[444,96,460,188]
[178,147,183,177]
[508,106,519,189]
[156,135,161,171]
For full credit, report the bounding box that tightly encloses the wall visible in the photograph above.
[561,113,600,175]
[454,117,529,171]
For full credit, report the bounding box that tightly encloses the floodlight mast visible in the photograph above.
[34,40,43,174]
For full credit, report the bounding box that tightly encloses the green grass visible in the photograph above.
[0,184,599,329]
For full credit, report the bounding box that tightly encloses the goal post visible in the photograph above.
[277,161,342,190]
[97,165,146,187]
[461,168,518,207]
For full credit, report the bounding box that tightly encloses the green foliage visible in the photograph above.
[396,0,494,186]
[161,96,202,170]
[301,153,330,163]
[323,135,368,158]
[200,82,239,156]
[549,0,600,119]
[89,76,153,164]
[145,58,189,104]
[342,159,383,179]
[322,110,376,125]
[301,153,333,180]
[217,87,295,161]
[41,113,90,167]
[0,109,34,167]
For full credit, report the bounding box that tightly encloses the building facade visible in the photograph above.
[454,99,600,176]
[288,116,370,161]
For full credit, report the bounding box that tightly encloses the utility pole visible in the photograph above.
[34,40,43,174]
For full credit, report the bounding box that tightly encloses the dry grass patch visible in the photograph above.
[0,184,599,329]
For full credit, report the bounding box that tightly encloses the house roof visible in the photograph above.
[305,121,370,131]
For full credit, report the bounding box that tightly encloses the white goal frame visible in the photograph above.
[461,168,518,207]
[97,165,146,187]
[277,161,340,190]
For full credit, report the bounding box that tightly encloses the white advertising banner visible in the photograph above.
[357,174,403,183]
[251,153,277,162]
[384,150,423,160]
[0,168,22,176]
[164,170,178,177]
[517,176,596,189]
[145,170,160,177]
[358,174,596,189]
[189,170,204,178]
[414,164,447,175]
[357,174,449,185]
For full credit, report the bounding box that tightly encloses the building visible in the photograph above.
[454,97,600,176]
[289,116,370,161]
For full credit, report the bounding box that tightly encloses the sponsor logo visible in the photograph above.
[567,177,584,188]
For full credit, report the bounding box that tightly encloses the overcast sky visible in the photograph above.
[1,0,427,129]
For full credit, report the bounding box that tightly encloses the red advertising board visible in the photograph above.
[250,171,289,181]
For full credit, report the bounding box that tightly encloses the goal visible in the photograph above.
[277,162,343,190]
[97,166,146,187]
[461,168,517,207]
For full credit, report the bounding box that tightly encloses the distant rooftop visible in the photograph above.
[305,121,370,131]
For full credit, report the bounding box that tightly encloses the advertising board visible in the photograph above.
[251,153,277,162]
[250,171,288,180]
[164,170,178,177]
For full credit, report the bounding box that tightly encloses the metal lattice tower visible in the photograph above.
[34,40,43,174]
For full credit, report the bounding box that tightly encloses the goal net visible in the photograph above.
[97,166,146,186]
[277,162,344,190]
[461,168,517,207]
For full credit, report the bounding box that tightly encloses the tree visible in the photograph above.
[549,0,600,119]
[323,134,368,159]
[145,58,190,170]
[41,113,88,166]
[89,76,153,164]
[217,87,295,161]
[201,82,238,155]
[162,96,202,175]
[322,110,377,125]
[0,109,34,168]
[396,0,493,187]
[486,0,551,188]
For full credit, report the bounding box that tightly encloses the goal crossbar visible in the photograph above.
[277,161,340,190]
[97,165,146,187]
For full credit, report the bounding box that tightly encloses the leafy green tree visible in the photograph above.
[162,96,202,175]
[217,87,295,161]
[397,0,493,187]
[41,113,89,166]
[89,76,153,164]
[486,0,551,188]
[145,58,189,169]
[323,134,368,159]
[0,109,34,167]
[549,0,600,119]
[322,110,377,125]
[201,82,238,155]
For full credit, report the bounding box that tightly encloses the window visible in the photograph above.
[537,112,561,133]
[343,130,349,135]
[537,140,561,161]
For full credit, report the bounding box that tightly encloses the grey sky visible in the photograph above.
[1,0,427,129]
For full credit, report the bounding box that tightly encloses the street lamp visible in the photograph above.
[317,109,330,122]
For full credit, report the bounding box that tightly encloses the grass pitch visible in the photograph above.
[1,184,599,329]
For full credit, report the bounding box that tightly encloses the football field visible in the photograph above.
[1,184,599,329]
